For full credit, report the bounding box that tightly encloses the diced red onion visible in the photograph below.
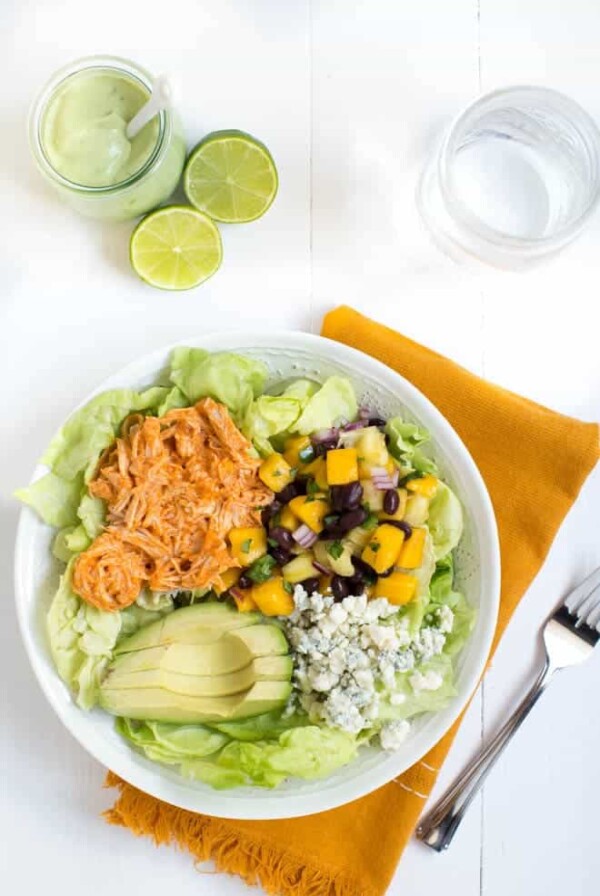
[312,559,330,575]
[370,468,399,490]
[358,406,371,419]
[342,420,366,432]
[370,466,388,479]
[293,523,318,548]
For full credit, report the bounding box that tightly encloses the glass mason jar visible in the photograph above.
[417,86,600,269]
[28,55,186,221]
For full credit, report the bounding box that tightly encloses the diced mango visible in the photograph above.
[228,527,267,565]
[326,448,359,485]
[361,523,405,574]
[258,453,294,492]
[282,553,319,584]
[214,567,241,595]
[232,589,259,612]
[302,456,328,490]
[406,475,439,498]
[373,572,418,605]
[403,494,429,526]
[379,488,408,521]
[251,577,295,616]
[397,527,427,569]
[279,505,298,531]
[283,436,313,468]
[289,494,331,533]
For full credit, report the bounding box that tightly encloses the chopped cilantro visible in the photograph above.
[398,471,423,487]
[306,478,320,495]
[327,540,344,560]
[247,555,277,584]
[240,538,252,553]
[369,541,381,553]
[361,513,379,531]
[283,580,294,595]
[298,445,316,464]
[267,537,279,548]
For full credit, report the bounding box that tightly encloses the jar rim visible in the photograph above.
[28,54,171,195]
[436,85,600,252]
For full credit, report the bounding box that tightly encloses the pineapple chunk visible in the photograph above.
[251,577,295,616]
[344,526,373,555]
[282,553,319,584]
[258,453,294,492]
[228,527,267,565]
[314,540,355,577]
[403,494,429,526]
[356,427,389,478]
[289,494,331,533]
[361,524,405,574]
[326,448,359,485]
[398,527,427,569]
[361,479,384,512]
[373,572,418,605]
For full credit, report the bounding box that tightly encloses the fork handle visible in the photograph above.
[416,661,553,852]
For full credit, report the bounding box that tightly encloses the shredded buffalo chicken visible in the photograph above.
[72,397,272,611]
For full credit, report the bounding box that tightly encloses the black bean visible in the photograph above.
[377,566,394,578]
[338,507,368,532]
[300,577,320,593]
[330,481,363,512]
[269,546,293,566]
[368,417,387,429]
[277,480,305,504]
[331,575,350,602]
[384,519,413,539]
[270,526,295,550]
[346,573,364,594]
[352,556,377,584]
[312,436,339,456]
[237,573,253,589]
[261,500,282,527]
[383,489,400,515]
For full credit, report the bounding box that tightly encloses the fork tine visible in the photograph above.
[564,567,600,617]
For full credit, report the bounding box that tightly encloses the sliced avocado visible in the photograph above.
[102,655,293,698]
[231,624,288,656]
[115,602,260,655]
[101,679,292,723]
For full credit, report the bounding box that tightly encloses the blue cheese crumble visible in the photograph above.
[281,586,454,751]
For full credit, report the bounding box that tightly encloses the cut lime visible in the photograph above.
[184,130,278,223]
[130,206,222,290]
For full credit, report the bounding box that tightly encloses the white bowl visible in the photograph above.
[14,331,500,819]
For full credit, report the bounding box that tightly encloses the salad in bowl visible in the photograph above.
[15,333,499,816]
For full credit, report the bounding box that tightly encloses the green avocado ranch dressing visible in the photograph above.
[29,57,186,220]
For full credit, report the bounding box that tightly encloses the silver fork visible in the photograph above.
[416,567,600,852]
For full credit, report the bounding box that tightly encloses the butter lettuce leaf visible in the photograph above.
[428,482,463,560]
[169,348,268,419]
[385,417,437,475]
[15,471,84,528]
[293,376,358,435]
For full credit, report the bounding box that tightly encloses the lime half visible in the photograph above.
[184,130,278,223]
[130,206,222,290]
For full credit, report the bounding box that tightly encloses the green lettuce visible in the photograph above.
[169,348,268,419]
[293,376,358,435]
[428,554,475,656]
[15,471,85,528]
[47,567,174,709]
[378,654,457,722]
[428,482,464,560]
[42,387,168,481]
[242,395,303,455]
[117,717,358,790]
[385,417,437,475]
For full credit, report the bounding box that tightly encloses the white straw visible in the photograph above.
[126,74,172,140]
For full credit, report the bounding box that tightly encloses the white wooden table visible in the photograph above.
[1,2,599,894]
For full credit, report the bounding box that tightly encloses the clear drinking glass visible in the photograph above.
[417,86,600,268]
[28,56,186,221]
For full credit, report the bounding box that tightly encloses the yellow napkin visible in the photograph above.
[105,306,599,896]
